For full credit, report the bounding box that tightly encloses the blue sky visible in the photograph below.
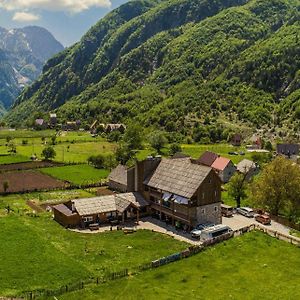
[0,0,128,46]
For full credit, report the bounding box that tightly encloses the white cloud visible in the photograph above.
[12,11,40,22]
[0,0,112,14]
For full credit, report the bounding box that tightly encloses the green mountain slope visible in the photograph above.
[5,0,300,136]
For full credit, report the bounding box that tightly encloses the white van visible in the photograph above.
[200,224,232,241]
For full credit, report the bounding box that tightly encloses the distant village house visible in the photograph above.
[197,151,236,183]
[277,144,300,160]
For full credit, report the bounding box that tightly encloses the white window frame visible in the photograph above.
[83,216,93,223]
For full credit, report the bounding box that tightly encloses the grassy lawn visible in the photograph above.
[22,189,97,203]
[39,164,110,185]
[60,231,300,300]
[0,215,186,297]
[135,144,255,164]
[0,154,31,164]
[181,144,253,164]
[0,141,116,164]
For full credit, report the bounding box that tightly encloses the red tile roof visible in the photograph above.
[197,151,218,166]
[211,157,231,171]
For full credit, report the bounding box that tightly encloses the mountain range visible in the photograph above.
[4,0,300,138]
[0,26,64,114]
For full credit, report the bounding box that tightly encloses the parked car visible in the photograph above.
[255,214,271,225]
[239,151,245,155]
[191,223,214,239]
[221,204,234,217]
[228,151,238,155]
[200,225,233,241]
[236,207,255,218]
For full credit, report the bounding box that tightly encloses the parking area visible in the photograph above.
[222,213,293,237]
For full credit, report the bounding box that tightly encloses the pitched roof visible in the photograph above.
[211,157,231,171]
[53,204,75,217]
[277,144,300,156]
[73,195,116,216]
[72,193,148,216]
[237,159,256,173]
[108,164,128,186]
[197,151,218,166]
[144,158,212,199]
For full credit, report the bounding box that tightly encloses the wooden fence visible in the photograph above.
[22,224,299,299]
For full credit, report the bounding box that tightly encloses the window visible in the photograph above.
[214,206,218,212]
[83,216,93,223]
[201,209,205,214]
[106,212,116,218]
[202,192,205,199]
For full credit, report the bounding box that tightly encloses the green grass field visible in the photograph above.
[39,164,109,185]
[0,215,186,297]
[0,154,31,164]
[60,231,300,300]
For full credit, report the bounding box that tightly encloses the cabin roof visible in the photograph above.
[144,158,212,199]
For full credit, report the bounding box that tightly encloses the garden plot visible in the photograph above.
[0,171,66,193]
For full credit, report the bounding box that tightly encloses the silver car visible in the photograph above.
[236,207,254,218]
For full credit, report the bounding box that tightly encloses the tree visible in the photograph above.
[7,141,16,154]
[148,131,167,153]
[6,136,12,144]
[227,173,248,208]
[87,154,106,169]
[123,124,143,150]
[251,157,300,218]
[41,146,56,161]
[169,143,182,156]
[115,143,134,165]
[3,181,9,193]
[51,135,57,145]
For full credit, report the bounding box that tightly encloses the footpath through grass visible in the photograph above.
[60,231,300,300]
[0,214,186,297]
[39,164,110,185]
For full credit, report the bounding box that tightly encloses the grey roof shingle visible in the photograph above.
[72,193,148,216]
[108,165,128,186]
[144,159,212,199]
[236,159,256,173]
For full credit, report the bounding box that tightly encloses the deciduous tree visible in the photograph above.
[251,157,300,218]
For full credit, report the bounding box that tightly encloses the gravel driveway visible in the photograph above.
[222,213,295,238]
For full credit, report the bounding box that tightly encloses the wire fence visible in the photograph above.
[21,224,299,299]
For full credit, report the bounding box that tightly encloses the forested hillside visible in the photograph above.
[5,0,300,139]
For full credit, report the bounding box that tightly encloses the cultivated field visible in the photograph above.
[40,165,110,185]
[0,161,62,172]
[0,171,66,193]
[60,231,300,300]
